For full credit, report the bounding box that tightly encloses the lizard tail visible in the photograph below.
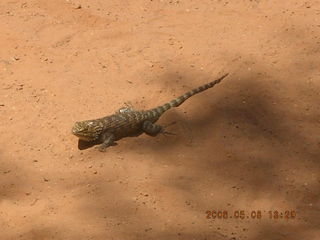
[151,73,228,116]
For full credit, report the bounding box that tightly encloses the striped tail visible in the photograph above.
[151,73,228,116]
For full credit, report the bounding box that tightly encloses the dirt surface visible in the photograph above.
[0,0,319,239]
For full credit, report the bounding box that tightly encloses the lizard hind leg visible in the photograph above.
[142,121,176,137]
[116,101,135,114]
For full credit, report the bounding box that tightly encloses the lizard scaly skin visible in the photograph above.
[72,73,228,151]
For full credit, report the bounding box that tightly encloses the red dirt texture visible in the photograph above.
[0,0,319,239]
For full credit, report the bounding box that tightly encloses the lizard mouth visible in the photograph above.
[73,132,95,141]
[72,128,93,141]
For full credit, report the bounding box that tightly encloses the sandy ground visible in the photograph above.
[0,0,319,239]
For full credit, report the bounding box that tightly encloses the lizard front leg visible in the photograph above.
[98,132,115,152]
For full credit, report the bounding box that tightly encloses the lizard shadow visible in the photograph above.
[77,139,119,150]
[77,139,102,150]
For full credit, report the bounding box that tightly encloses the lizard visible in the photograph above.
[72,73,228,152]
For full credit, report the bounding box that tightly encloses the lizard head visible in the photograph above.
[72,120,103,141]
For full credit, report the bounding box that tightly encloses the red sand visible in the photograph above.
[0,1,319,239]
